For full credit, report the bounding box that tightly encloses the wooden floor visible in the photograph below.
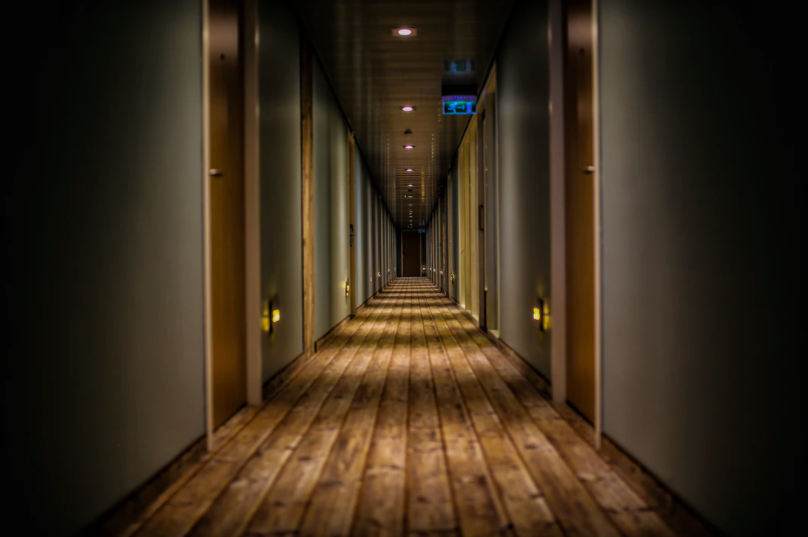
[124,278,685,537]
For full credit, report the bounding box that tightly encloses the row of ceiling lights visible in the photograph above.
[398,28,423,229]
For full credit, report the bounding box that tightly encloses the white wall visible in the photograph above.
[495,0,553,376]
[599,1,804,535]
[258,0,303,380]
[313,59,350,340]
[5,2,205,534]
[353,146,390,306]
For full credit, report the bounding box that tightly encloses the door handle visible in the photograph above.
[583,166,595,174]
[210,168,224,177]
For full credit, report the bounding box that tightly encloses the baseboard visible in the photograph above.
[261,351,312,401]
[490,332,553,401]
[314,314,352,352]
[481,324,718,536]
[82,433,208,537]
[313,283,392,352]
[458,307,480,329]
[85,350,314,537]
[495,348,720,537]
[599,434,722,536]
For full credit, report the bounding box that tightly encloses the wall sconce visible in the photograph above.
[263,294,280,333]
[345,279,350,297]
[533,297,550,332]
[450,272,455,283]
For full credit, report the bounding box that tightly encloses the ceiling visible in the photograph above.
[291,0,515,228]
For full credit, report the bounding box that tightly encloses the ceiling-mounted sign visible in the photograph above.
[442,95,477,115]
[443,59,475,74]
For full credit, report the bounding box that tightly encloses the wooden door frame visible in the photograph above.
[549,0,603,447]
[203,0,263,451]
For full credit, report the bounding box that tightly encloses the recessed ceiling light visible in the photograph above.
[392,28,417,36]
[408,184,413,187]
[401,106,415,112]
[404,145,414,149]
[406,168,413,172]
[397,28,413,36]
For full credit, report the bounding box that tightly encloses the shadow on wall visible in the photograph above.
[599,1,805,535]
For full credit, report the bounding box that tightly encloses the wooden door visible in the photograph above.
[483,100,498,333]
[209,0,246,428]
[565,0,596,422]
[402,231,421,276]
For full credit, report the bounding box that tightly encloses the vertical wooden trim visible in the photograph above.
[301,36,315,357]
[243,0,262,406]
[202,0,214,451]
[591,0,603,449]
[549,0,568,403]
[476,108,486,330]
[348,131,357,316]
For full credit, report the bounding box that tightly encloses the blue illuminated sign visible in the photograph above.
[442,95,477,115]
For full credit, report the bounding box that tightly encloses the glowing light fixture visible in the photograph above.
[404,145,414,149]
[401,106,415,112]
[406,168,413,172]
[392,28,417,36]
[533,297,550,332]
[408,184,413,187]
[263,294,281,333]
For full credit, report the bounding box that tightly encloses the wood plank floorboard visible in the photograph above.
[124,279,692,537]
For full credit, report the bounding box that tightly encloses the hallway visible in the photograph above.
[128,279,675,537]
[6,1,803,534]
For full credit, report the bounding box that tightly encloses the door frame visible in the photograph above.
[203,0,263,451]
[549,0,603,447]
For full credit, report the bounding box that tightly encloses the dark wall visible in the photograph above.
[599,1,804,534]
[496,0,552,376]
[313,59,350,340]
[259,0,303,380]
[5,2,205,534]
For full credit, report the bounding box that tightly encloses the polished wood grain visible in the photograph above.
[124,279,694,537]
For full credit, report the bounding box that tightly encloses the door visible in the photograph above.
[565,0,596,422]
[209,0,246,428]
[402,231,421,276]
[483,96,499,334]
